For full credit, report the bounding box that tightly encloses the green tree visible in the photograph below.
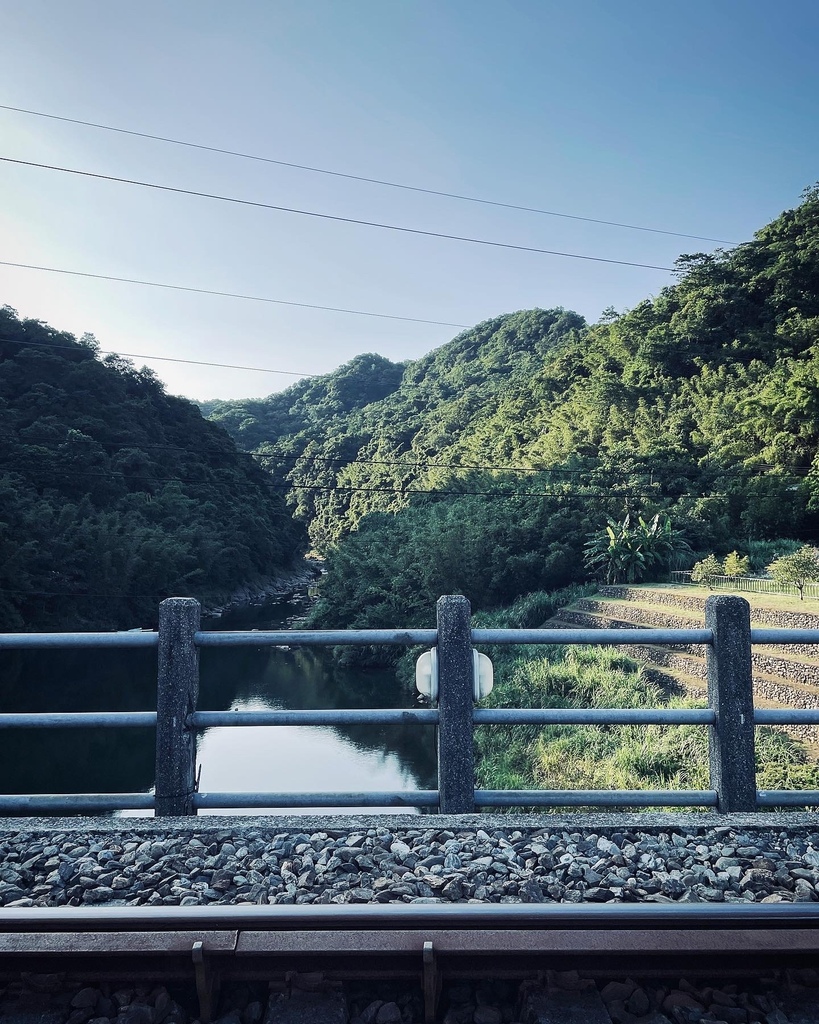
[723,551,750,578]
[767,545,819,599]
[691,554,723,589]
[583,513,689,585]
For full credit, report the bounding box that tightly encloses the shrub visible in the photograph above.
[723,551,750,578]
[691,554,723,589]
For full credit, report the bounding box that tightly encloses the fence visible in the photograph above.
[1,594,819,816]
[670,570,819,601]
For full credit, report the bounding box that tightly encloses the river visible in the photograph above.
[0,588,437,813]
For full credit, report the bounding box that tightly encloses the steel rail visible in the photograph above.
[3,901,819,930]
[3,903,817,1024]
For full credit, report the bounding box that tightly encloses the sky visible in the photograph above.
[1,0,818,401]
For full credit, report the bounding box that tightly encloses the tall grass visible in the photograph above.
[473,592,819,803]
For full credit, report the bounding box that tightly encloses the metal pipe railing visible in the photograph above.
[3,593,819,816]
[0,793,156,813]
[189,709,439,727]
[195,628,437,647]
[473,708,715,725]
[193,790,439,809]
[474,789,719,807]
[751,628,819,644]
[0,712,157,728]
[0,631,158,649]
[472,627,713,645]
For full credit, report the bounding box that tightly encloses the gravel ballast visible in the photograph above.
[3,814,819,908]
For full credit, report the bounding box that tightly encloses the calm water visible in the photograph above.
[0,589,436,813]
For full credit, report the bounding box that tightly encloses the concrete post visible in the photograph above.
[705,595,756,813]
[436,595,475,813]
[155,597,201,816]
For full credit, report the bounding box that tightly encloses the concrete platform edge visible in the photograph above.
[0,810,817,835]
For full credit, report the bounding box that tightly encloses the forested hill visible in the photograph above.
[199,352,406,451]
[205,307,587,549]
[204,185,819,631]
[0,307,305,630]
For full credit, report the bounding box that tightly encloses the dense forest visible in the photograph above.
[204,184,819,635]
[0,308,304,630]
[4,185,818,635]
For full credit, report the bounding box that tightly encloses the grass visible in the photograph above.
[473,591,819,805]
[621,582,819,616]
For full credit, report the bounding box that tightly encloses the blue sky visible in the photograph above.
[1,0,817,399]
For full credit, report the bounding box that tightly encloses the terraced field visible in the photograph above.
[554,585,819,750]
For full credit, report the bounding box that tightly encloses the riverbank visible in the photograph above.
[203,558,322,618]
[2,813,819,908]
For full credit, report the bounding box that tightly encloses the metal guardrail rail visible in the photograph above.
[1,594,818,815]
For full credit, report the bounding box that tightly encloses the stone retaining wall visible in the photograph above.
[600,587,709,614]
[557,605,819,741]
[579,597,700,620]
[561,607,698,635]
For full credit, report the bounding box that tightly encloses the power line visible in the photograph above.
[0,586,178,600]
[283,481,704,500]
[2,458,706,500]
[0,260,469,330]
[0,102,735,245]
[0,335,314,378]
[5,427,810,480]
[0,157,678,273]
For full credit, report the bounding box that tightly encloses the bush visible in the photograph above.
[691,554,723,589]
[723,551,750,578]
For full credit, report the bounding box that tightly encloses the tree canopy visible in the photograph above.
[0,307,305,629]
[203,187,819,633]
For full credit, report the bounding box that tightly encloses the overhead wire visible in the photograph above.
[0,102,735,245]
[0,156,678,273]
[0,456,697,498]
[4,426,812,480]
[0,262,470,331]
[0,335,314,378]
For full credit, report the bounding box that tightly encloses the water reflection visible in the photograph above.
[0,592,436,812]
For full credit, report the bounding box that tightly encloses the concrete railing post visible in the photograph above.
[155,597,201,816]
[436,595,475,813]
[705,595,756,813]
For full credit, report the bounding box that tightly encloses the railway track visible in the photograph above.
[2,903,819,1022]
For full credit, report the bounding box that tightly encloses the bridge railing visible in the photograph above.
[1,594,819,816]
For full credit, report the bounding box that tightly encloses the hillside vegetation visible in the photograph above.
[205,185,819,634]
[0,307,305,630]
